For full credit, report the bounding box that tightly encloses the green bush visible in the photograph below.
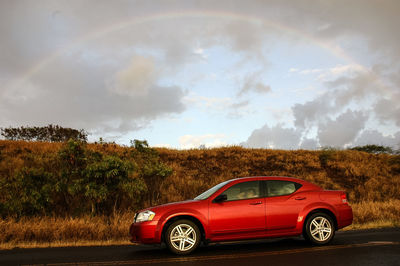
[0,139,151,217]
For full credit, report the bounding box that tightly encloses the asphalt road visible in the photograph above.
[1,228,399,266]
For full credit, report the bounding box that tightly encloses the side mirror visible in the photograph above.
[213,194,227,203]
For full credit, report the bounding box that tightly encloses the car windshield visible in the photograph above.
[194,180,231,200]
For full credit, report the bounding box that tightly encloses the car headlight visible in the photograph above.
[134,210,155,223]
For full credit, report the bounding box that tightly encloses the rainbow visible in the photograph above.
[5,9,384,93]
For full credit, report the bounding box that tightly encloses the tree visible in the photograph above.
[0,124,88,142]
[131,140,173,206]
[0,167,54,217]
[81,155,146,215]
[350,145,393,154]
[57,139,146,215]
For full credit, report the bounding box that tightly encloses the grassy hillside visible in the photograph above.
[157,147,400,203]
[1,140,399,206]
[0,140,399,248]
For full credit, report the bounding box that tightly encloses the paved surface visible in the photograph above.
[1,228,399,266]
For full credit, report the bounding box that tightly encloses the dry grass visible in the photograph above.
[1,201,399,249]
[0,212,135,249]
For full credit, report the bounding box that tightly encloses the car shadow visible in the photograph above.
[128,236,341,259]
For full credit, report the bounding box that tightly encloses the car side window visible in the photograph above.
[221,181,261,201]
[266,180,302,197]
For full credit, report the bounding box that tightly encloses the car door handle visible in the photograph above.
[249,201,262,205]
[295,197,306,200]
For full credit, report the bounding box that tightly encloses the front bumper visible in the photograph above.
[129,220,160,244]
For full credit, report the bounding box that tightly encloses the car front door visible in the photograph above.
[208,181,266,238]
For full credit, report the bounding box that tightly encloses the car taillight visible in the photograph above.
[341,193,348,204]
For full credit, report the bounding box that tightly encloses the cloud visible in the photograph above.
[317,110,368,147]
[1,0,400,148]
[185,94,250,118]
[292,69,381,129]
[0,55,186,135]
[292,96,332,129]
[238,72,271,96]
[192,48,208,61]
[353,130,400,149]
[267,0,400,63]
[179,134,227,149]
[290,64,366,81]
[374,93,400,127]
[110,56,157,97]
[242,124,302,149]
[299,138,319,150]
[243,110,369,150]
[221,20,271,60]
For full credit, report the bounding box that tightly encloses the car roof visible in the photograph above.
[228,176,307,184]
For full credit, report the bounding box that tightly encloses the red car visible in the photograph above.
[129,176,353,254]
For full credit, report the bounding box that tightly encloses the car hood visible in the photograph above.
[141,199,201,213]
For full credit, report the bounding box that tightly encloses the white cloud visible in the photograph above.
[193,48,208,60]
[179,134,227,149]
[292,69,381,129]
[242,124,302,149]
[153,143,173,148]
[185,95,232,111]
[289,64,366,81]
[299,68,323,75]
[299,138,319,150]
[317,64,366,81]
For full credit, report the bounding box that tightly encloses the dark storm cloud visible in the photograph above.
[0,55,186,133]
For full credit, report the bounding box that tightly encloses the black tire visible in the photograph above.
[165,219,201,255]
[303,212,335,245]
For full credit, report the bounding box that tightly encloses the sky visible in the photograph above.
[1,0,400,149]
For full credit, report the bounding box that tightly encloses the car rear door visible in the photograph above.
[208,181,266,237]
[264,180,307,231]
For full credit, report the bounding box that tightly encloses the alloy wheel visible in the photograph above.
[309,216,332,242]
[169,223,197,252]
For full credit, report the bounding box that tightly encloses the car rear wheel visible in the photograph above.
[304,212,335,245]
[165,219,200,255]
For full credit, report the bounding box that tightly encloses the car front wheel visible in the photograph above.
[304,213,335,245]
[165,219,201,255]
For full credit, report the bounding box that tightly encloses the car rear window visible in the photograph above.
[265,180,302,197]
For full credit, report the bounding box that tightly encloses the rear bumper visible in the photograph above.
[337,204,353,229]
[129,220,160,244]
